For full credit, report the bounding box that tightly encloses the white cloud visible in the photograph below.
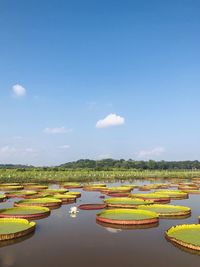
[60,145,70,149]
[137,147,165,159]
[12,84,26,97]
[96,113,125,128]
[43,127,72,134]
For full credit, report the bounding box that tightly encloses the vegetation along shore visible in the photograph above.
[0,159,200,183]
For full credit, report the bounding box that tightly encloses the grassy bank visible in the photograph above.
[0,169,200,183]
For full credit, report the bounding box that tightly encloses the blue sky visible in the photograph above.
[0,0,200,165]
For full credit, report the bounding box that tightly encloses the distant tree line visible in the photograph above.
[59,159,200,170]
[0,164,33,169]
[1,159,200,170]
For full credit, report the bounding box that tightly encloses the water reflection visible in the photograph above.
[96,220,159,230]
[165,237,200,256]
[105,227,122,234]
[0,251,15,267]
[159,214,191,220]
[69,213,77,218]
[0,232,35,248]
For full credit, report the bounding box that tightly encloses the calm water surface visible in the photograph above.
[0,180,200,267]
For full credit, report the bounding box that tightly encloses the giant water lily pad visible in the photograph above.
[53,194,76,204]
[0,185,24,191]
[0,206,50,219]
[138,204,191,218]
[96,209,159,225]
[5,190,37,198]
[0,183,20,186]
[182,189,200,194]
[0,218,36,241]
[83,184,106,191]
[130,193,170,203]
[178,185,199,191]
[66,191,81,197]
[166,224,200,251]
[41,189,68,195]
[88,184,106,187]
[79,203,106,210]
[23,185,48,190]
[104,197,153,208]
[101,186,133,194]
[154,190,188,199]
[14,198,62,208]
[121,185,137,189]
[63,183,82,189]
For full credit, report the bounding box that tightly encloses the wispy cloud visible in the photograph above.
[12,136,23,140]
[43,127,72,134]
[25,148,35,153]
[0,146,17,154]
[96,113,125,128]
[12,84,26,97]
[60,145,70,149]
[87,101,97,110]
[0,146,37,157]
[137,147,165,159]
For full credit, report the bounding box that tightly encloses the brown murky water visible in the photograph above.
[0,180,200,267]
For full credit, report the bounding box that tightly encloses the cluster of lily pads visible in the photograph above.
[0,182,81,241]
[1,180,200,254]
[82,181,200,253]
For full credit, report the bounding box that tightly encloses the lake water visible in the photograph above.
[0,180,200,267]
